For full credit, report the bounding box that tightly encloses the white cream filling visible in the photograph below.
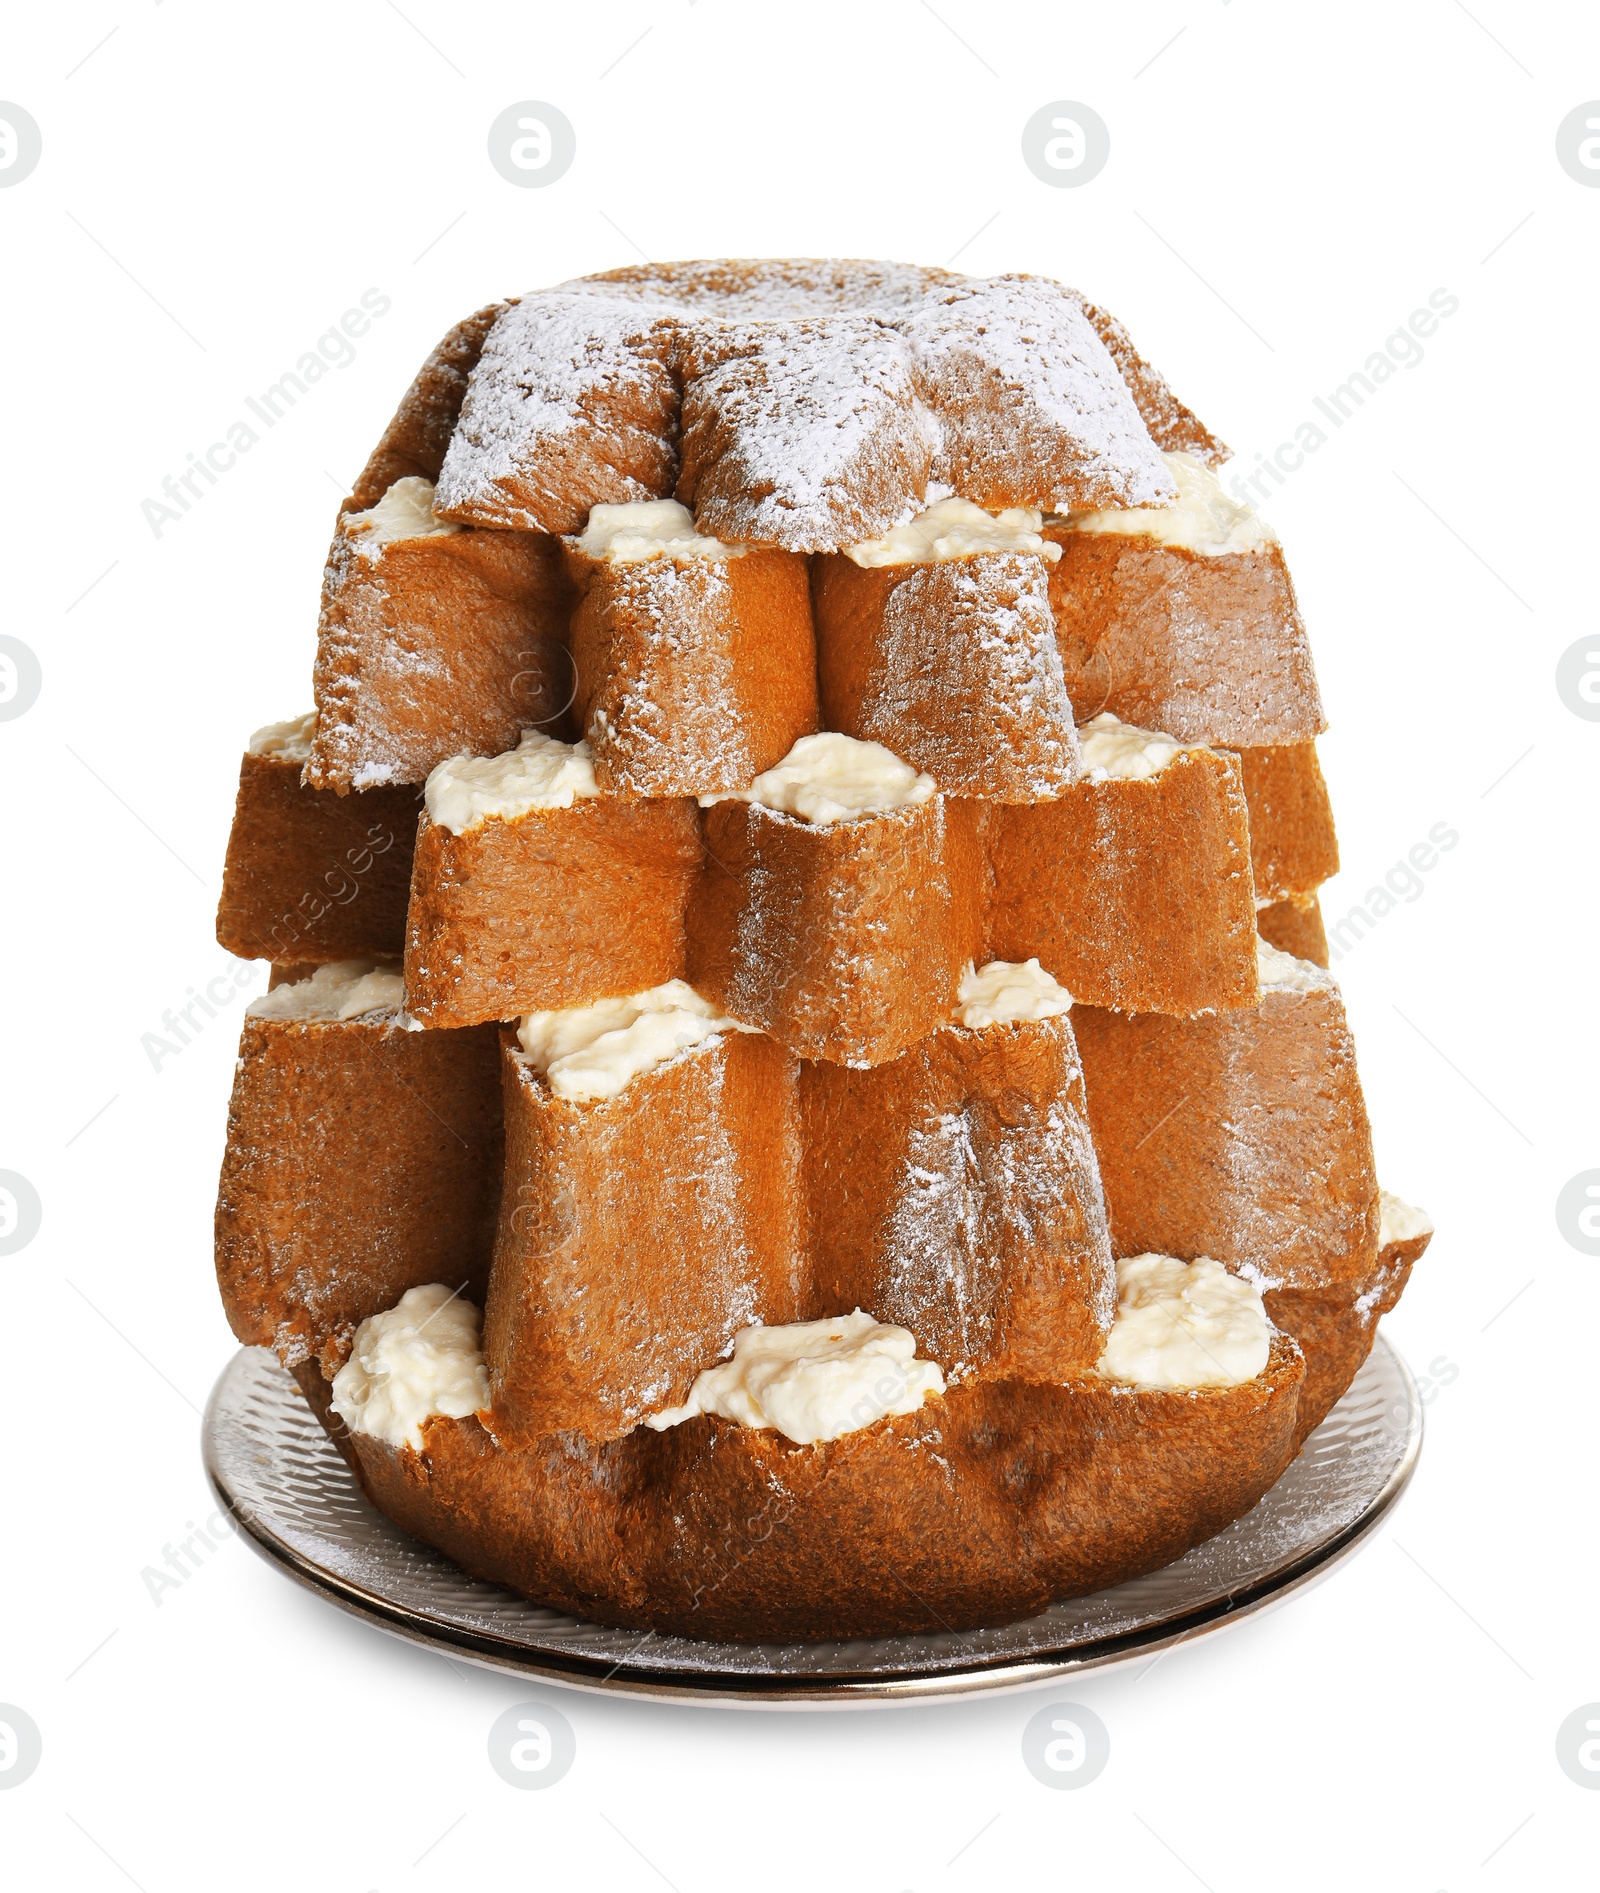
[1256,936,1336,995]
[329,1284,489,1452]
[1379,1189,1433,1248]
[248,711,317,762]
[574,498,740,563]
[346,475,460,549]
[248,959,405,1022]
[1097,1255,1271,1390]
[703,731,935,826]
[517,980,750,1102]
[1078,712,1185,781]
[846,496,1062,568]
[645,1311,946,1445]
[957,958,1073,1027]
[1060,451,1276,555]
[425,732,599,834]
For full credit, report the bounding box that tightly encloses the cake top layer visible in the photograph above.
[420,260,1236,548]
[565,257,958,318]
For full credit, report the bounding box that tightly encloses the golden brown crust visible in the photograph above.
[215,752,419,963]
[800,1015,1114,1378]
[403,800,703,1028]
[984,1335,1304,1603]
[688,797,980,1067]
[1044,529,1325,747]
[567,548,818,796]
[675,315,932,552]
[1257,895,1330,967]
[987,748,1259,1015]
[811,554,1079,799]
[308,525,575,792]
[1073,987,1380,1293]
[339,1334,1303,1641]
[1233,742,1339,902]
[214,1014,503,1373]
[483,1032,805,1443]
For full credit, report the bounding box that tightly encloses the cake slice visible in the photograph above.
[1073,938,1379,1292]
[688,734,983,1066]
[1044,452,1325,747]
[403,732,703,1028]
[812,499,1080,800]
[216,714,420,963]
[434,292,681,533]
[482,988,804,1442]
[564,500,818,796]
[307,476,574,792]
[905,274,1175,511]
[676,313,934,552]
[987,714,1259,1016]
[800,960,1115,1379]
[214,962,503,1374]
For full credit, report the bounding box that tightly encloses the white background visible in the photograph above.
[2,3,1596,1887]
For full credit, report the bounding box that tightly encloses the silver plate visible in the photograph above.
[203,1336,1421,1706]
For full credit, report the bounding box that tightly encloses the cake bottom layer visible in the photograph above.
[306,1338,1303,1641]
[290,1226,1419,1642]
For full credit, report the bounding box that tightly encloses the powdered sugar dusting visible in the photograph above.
[908,275,1176,511]
[578,557,773,795]
[678,314,935,552]
[424,264,1198,549]
[564,258,956,317]
[435,293,680,531]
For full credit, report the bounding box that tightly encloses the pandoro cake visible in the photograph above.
[211,256,1432,1644]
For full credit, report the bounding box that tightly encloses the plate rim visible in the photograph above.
[203,1334,1423,1708]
